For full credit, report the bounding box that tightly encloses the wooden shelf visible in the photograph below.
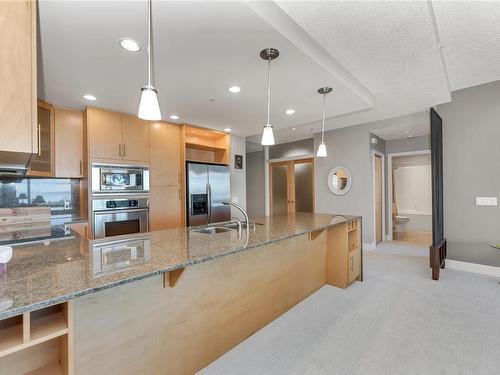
[185,158,227,165]
[30,312,68,345]
[0,316,23,358]
[185,142,225,152]
[183,125,230,165]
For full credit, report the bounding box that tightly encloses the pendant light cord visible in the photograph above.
[321,92,326,143]
[266,58,271,125]
[147,0,152,88]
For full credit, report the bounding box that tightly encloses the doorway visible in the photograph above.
[269,158,314,215]
[388,150,432,246]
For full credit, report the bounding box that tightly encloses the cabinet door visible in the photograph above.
[55,107,83,177]
[149,185,182,230]
[0,0,36,154]
[348,247,361,283]
[30,101,54,176]
[67,222,88,239]
[87,107,122,160]
[150,122,181,186]
[122,115,150,162]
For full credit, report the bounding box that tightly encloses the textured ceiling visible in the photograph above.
[432,1,500,91]
[38,1,500,142]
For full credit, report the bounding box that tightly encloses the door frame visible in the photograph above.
[387,149,431,241]
[372,150,386,244]
[269,157,315,215]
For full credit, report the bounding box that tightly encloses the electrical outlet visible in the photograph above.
[475,197,498,206]
[232,197,239,204]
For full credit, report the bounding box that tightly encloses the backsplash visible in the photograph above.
[0,178,82,219]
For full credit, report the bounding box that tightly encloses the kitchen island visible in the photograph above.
[0,213,362,375]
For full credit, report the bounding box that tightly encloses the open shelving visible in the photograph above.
[183,125,230,165]
[0,302,72,374]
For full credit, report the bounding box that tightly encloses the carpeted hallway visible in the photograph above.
[199,242,500,375]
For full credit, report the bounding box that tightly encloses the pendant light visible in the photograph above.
[316,87,333,157]
[138,0,161,121]
[260,48,279,146]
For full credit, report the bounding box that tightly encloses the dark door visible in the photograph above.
[430,108,447,280]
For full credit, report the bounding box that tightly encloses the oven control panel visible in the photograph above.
[106,200,139,209]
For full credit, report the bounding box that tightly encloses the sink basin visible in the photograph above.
[190,227,233,235]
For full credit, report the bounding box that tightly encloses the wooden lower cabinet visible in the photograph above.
[326,219,362,288]
[149,185,182,231]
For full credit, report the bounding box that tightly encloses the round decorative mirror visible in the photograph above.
[328,166,352,196]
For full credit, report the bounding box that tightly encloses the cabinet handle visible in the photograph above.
[350,256,354,271]
[123,144,126,157]
[79,160,82,176]
[118,144,122,157]
[37,124,41,156]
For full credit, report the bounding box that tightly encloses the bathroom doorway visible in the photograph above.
[388,150,432,246]
[372,151,385,244]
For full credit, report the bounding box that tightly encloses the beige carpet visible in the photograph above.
[199,242,500,375]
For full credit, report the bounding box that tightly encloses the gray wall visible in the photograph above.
[230,136,247,217]
[369,132,386,154]
[314,125,374,245]
[246,150,265,219]
[385,135,430,154]
[437,80,500,267]
[269,138,314,159]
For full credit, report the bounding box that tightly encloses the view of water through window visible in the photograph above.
[0,178,81,218]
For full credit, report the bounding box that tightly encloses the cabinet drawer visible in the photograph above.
[348,247,361,283]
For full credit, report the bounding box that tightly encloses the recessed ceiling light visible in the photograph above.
[83,94,97,101]
[169,114,179,120]
[408,134,414,139]
[120,38,141,52]
[404,130,409,134]
[228,86,241,93]
[292,128,296,131]
[286,109,295,115]
[224,128,231,132]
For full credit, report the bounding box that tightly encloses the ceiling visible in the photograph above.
[38,1,500,142]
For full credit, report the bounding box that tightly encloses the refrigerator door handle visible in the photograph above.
[207,182,212,223]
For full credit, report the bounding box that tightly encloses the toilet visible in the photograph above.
[395,215,410,232]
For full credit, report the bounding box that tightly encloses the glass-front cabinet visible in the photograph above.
[29,100,55,176]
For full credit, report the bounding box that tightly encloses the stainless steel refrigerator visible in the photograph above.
[186,162,231,226]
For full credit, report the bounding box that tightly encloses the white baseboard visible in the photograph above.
[446,259,500,278]
[386,233,393,241]
[363,242,376,251]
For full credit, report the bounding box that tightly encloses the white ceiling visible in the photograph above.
[38,1,500,142]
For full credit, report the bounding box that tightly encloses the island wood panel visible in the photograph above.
[85,107,122,160]
[121,114,150,163]
[54,107,83,178]
[0,0,37,155]
[72,232,327,375]
[326,223,349,288]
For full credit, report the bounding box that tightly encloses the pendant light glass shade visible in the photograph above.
[261,124,275,145]
[316,87,333,158]
[316,141,327,157]
[138,86,161,120]
[138,0,161,121]
[259,48,279,146]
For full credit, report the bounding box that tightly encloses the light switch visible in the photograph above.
[475,197,498,206]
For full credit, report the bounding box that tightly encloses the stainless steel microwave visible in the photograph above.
[91,163,149,194]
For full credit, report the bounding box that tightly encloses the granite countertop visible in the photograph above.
[0,213,360,319]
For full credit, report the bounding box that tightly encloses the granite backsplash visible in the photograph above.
[0,177,82,220]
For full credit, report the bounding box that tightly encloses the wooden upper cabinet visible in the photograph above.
[150,122,181,186]
[86,108,150,163]
[55,107,83,178]
[122,115,150,163]
[29,100,55,176]
[86,107,122,160]
[0,0,37,154]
